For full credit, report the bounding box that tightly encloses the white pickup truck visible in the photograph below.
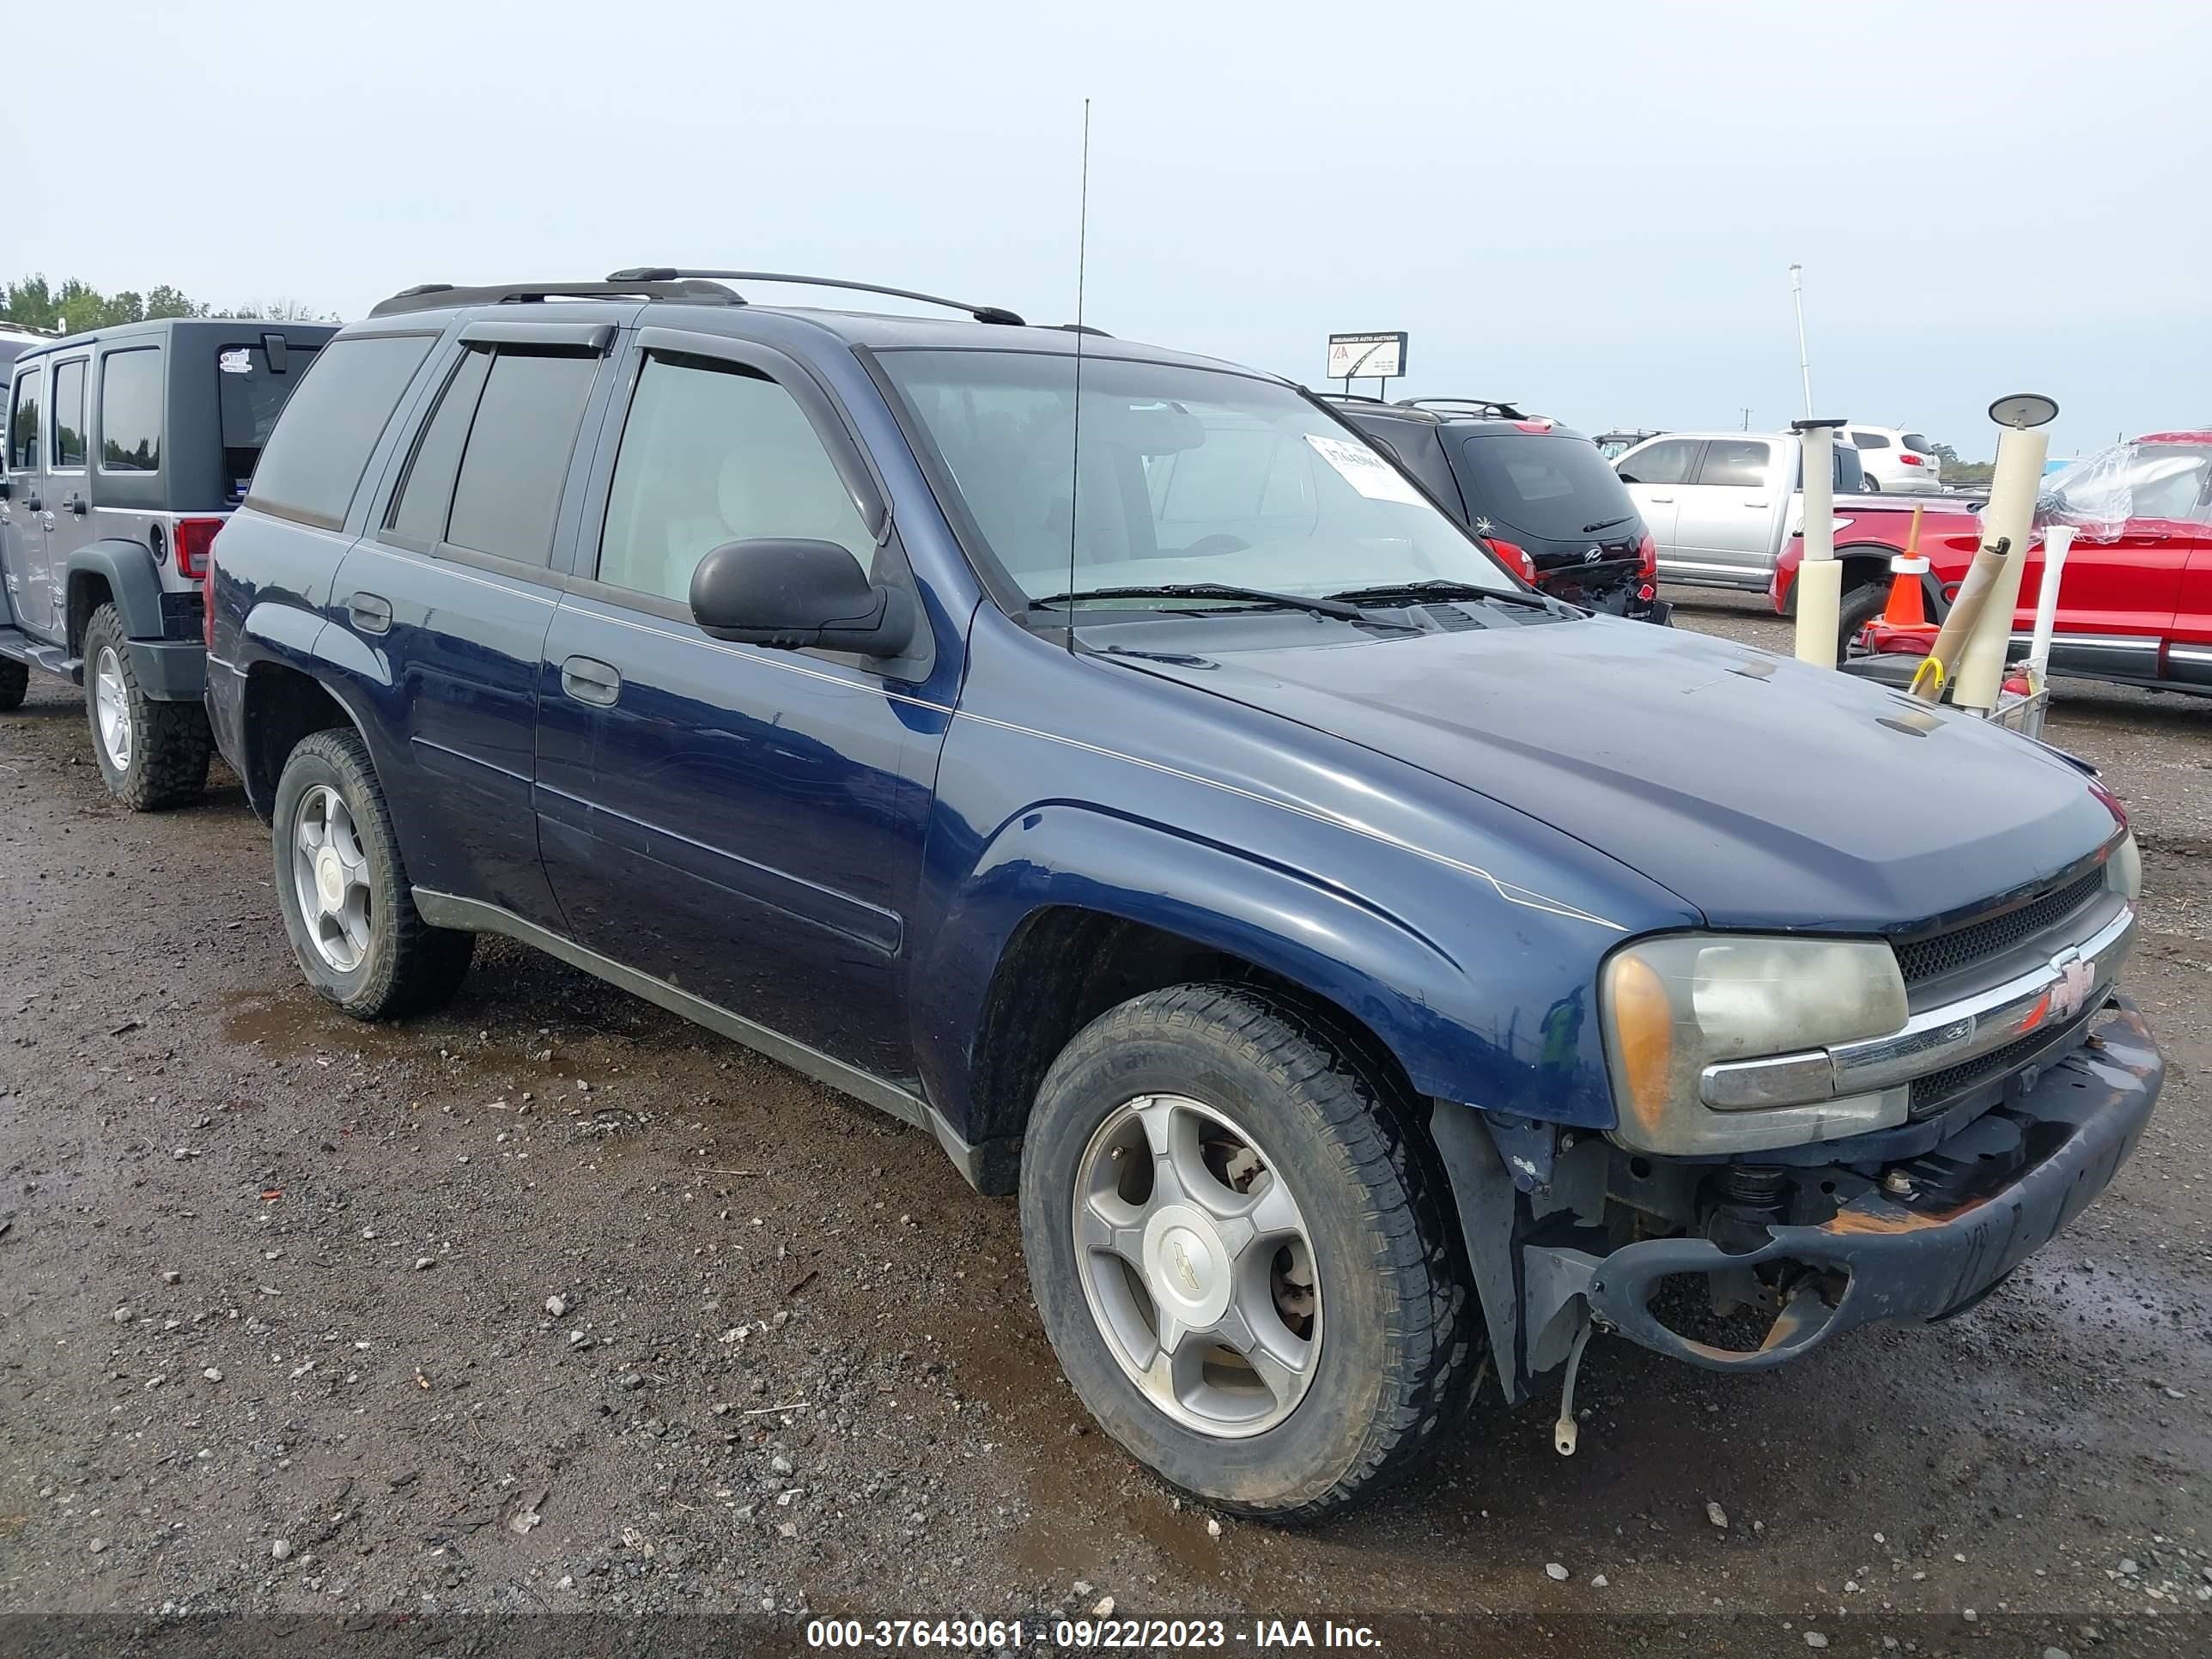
[1613,429,1876,593]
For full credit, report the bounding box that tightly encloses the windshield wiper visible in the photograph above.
[1581,514,1633,533]
[1326,579,1559,612]
[1030,583,1415,628]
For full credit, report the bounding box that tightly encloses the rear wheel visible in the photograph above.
[82,604,210,811]
[1018,984,1476,1521]
[0,657,26,711]
[271,726,475,1018]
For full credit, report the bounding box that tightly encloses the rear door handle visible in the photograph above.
[1744,499,1770,508]
[1646,495,1673,503]
[67,493,88,516]
[348,592,393,634]
[561,654,621,707]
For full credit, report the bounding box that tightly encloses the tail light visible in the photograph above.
[1898,453,1925,466]
[175,517,222,581]
[1490,538,1538,583]
[1636,531,1657,580]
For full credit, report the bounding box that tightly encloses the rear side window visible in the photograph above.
[443,350,601,566]
[6,369,40,471]
[219,343,320,497]
[247,333,436,528]
[52,360,88,468]
[1853,430,1892,449]
[596,354,871,604]
[1695,440,1772,489]
[100,348,163,472]
[386,347,494,544]
[1902,433,1934,454]
[1616,437,1699,486]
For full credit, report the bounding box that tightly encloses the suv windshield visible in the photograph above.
[881,350,1511,605]
[1454,432,1640,541]
[219,343,320,499]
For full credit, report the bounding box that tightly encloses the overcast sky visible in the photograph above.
[25,1,2209,459]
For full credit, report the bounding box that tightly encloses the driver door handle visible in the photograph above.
[561,655,621,707]
[68,493,88,516]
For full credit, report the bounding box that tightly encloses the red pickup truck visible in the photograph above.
[1771,430,2212,696]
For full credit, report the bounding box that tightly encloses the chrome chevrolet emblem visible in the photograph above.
[2047,951,2095,1022]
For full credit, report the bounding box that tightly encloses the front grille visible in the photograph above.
[1894,870,2104,988]
[1908,1009,2094,1117]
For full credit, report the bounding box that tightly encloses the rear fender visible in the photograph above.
[64,539,167,647]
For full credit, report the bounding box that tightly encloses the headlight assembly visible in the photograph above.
[2107,830,2142,901]
[1601,934,1910,1156]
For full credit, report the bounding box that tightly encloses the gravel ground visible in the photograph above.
[2,591,2207,1656]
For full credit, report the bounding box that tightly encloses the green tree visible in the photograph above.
[5,274,334,332]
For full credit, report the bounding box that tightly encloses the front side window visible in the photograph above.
[52,359,88,468]
[444,349,601,566]
[100,348,163,472]
[248,333,437,527]
[1696,440,1772,489]
[880,349,1510,604]
[596,354,872,604]
[1616,438,1699,486]
[9,367,43,471]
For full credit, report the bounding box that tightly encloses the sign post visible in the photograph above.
[1327,331,1407,398]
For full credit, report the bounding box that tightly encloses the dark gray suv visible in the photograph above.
[0,318,334,805]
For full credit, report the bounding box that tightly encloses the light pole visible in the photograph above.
[1789,264,1813,418]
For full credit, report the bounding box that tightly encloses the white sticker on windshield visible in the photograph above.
[1304,434,1425,506]
[218,349,253,374]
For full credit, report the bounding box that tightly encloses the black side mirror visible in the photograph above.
[0,477,11,500]
[689,538,917,659]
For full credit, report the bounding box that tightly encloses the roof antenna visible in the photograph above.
[1065,97,1091,656]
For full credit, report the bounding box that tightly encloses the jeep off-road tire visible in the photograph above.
[82,604,210,811]
[271,727,475,1019]
[1018,983,1477,1522]
[0,656,27,711]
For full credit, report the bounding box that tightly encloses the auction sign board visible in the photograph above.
[1327,331,1407,384]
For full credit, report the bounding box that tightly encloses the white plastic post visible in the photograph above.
[1954,424,2051,711]
[2027,524,2076,683]
[1793,423,1840,667]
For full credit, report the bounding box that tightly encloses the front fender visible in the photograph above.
[912,801,1625,1137]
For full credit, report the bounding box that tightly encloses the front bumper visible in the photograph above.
[1576,997,2160,1370]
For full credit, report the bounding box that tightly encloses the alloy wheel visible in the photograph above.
[1071,1092,1322,1438]
[291,784,375,973]
[94,647,132,773]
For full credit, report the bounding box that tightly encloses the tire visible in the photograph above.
[271,726,476,1018]
[1862,475,1881,493]
[1837,580,1893,658]
[82,603,210,811]
[0,656,26,712]
[1018,983,1476,1522]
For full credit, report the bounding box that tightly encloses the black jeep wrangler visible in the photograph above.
[0,318,334,806]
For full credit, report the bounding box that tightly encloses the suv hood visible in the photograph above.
[1118,615,2118,932]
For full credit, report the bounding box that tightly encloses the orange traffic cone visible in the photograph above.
[1881,553,1936,632]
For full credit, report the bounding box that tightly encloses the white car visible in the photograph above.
[1843,424,1943,493]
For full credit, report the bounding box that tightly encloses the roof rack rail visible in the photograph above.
[1400,397,1530,419]
[608,268,1024,327]
[1313,391,1398,407]
[367,278,743,319]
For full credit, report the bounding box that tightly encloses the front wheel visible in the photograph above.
[1018,984,1476,1522]
[1837,580,1893,658]
[82,604,210,810]
[271,727,475,1018]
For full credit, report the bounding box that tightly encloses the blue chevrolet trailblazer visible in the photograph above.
[204,270,2160,1520]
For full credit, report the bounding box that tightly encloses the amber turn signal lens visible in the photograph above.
[1606,952,1674,1138]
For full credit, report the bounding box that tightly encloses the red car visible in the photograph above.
[1771,430,2212,696]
